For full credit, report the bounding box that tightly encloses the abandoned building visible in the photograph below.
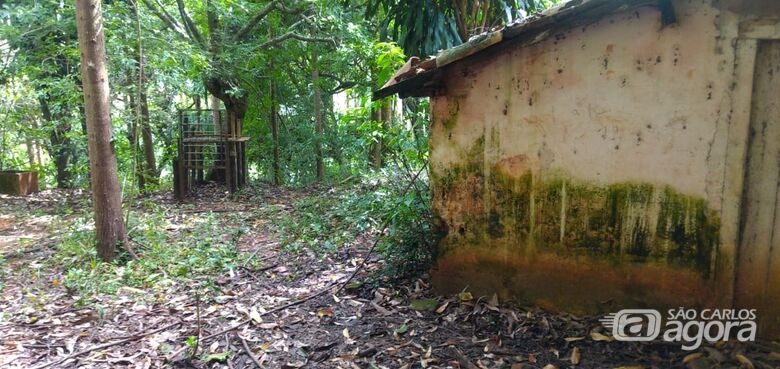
[375,0,780,337]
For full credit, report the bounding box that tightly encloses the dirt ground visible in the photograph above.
[0,187,778,369]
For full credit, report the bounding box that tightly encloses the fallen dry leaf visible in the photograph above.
[735,354,754,369]
[590,331,614,342]
[571,347,581,365]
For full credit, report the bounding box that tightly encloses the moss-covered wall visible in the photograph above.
[433,151,720,275]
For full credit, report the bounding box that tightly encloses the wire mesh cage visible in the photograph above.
[174,109,248,200]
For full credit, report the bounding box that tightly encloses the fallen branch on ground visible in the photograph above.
[199,281,338,342]
[448,346,479,369]
[239,334,265,368]
[31,320,182,369]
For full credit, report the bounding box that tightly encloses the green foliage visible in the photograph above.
[365,0,557,57]
[271,162,437,279]
[55,209,240,302]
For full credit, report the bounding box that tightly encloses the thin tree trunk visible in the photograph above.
[134,0,156,187]
[76,0,128,262]
[138,71,156,186]
[25,126,36,167]
[270,81,281,185]
[193,96,202,182]
[39,98,73,188]
[312,63,324,182]
[369,99,392,169]
[211,95,220,134]
[368,104,382,169]
[0,120,6,171]
[127,93,145,190]
[380,98,392,163]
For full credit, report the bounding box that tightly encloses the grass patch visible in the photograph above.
[55,206,242,304]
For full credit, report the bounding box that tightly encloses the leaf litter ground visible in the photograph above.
[0,186,778,369]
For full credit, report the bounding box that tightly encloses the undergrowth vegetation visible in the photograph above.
[51,164,436,305]
[55,207,244,304]
[272,167,438,281]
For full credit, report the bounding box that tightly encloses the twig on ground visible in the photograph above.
[182,207,247,213]
[448,346,479,369]
[200,281,339,342]
[240,243,277,268]
[239,335,265,368]
[224,334,236,369]
[243,263,278,273]
[31,320,182,369]
[193,291,201,357]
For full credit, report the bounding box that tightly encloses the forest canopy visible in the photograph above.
[0,0,556,190]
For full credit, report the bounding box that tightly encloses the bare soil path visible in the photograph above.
[0,187,777,369]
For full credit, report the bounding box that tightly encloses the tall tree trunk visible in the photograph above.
[39,98,73,188]
[139,66,157,187]
[76,0,128,262]
[133,0,157,188]
[78,102,93,184]
[270,81,281,185]
[312,64,324,182]
[126,93,145,190]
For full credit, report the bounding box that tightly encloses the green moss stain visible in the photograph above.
[432,159,721,276]
[441,98,461,132]
[430,135,485,195]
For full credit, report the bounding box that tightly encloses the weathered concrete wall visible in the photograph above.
[429,0,778,325]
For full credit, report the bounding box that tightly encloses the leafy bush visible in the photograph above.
[272,164,439,280]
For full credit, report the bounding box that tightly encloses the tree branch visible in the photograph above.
[154,0,181,28]
[175,0,207,48]
[232,1,307,43]
[318,72,356,93]
[258,32,334,49]
[232,0,279,42]
[139,0,189,40]
[206,0,220,53]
